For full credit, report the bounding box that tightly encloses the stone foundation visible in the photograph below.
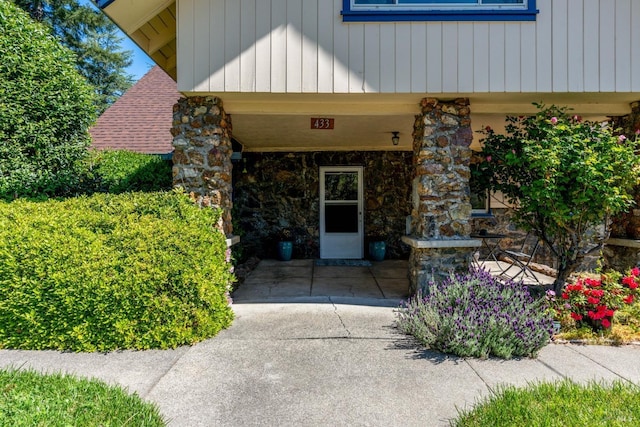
[171,96,233,236]
[403,237,479,293]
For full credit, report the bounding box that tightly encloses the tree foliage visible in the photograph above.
[0,0,96,198]
[12,0,134,114]
[478,105,640,293]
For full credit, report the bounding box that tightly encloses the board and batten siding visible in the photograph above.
[177,0,640,95]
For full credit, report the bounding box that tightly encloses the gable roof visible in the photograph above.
[90,66,180,155]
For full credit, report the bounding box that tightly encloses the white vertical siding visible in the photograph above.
[567,0,583,92]
[240,0,257,92]
[425,23,442,93]
[379,24,395,92]
[504,24,520,92]
[551,0,568,92]
[633,1,640,92]
[599,0,616,92]
[410,23,427,93]
[223,0,241,91]
[473,23,489,92]
[254,0,271,91]
[178,0,640,95]
[301,0,318,92]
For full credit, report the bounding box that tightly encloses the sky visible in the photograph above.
[83,0,155,81]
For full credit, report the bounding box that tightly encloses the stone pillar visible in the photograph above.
[402,98,480,293]
[171,96,233,236]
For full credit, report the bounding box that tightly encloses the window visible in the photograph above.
[342,0,537,22]
[469,155,491,216]
[470,188,491,216]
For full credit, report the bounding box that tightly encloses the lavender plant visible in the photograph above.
[396,269,554,359]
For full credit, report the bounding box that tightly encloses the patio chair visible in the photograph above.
[499,233,542,284]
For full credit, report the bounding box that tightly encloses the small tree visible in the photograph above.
[0,0,96,198]
[478,104,640,294]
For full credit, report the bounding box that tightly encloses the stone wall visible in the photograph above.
[232,151,413,260]
[172,96,234,236]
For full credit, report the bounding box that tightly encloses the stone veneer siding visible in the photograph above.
[406,98,478,293]
[232,151,413,260]
[171,96,233,236]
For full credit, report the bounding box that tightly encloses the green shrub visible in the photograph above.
[0,368,166,426]
[0,1,96,199]
[0,191,234,351]
[84,149,172,194]
[396,269,553,359]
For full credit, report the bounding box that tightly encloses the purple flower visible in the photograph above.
[550,117,558,125]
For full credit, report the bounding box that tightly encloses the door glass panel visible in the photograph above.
[324,172,358,201]
[325,204,358,233]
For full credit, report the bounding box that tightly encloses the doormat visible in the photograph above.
[315,259,372,267]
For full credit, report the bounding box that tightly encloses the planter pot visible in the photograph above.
[277,241,293,261]
[368,241,386,262]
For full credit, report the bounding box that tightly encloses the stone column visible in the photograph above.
[171,96,234,236]
[402,98,480,293]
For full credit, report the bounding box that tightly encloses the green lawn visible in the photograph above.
[0,368,166,427]
[453,379,640,427]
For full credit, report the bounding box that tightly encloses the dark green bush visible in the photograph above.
[396,269,553,359]
[0,191,234,351]
[84,150,172,194]
[0,1,96,199]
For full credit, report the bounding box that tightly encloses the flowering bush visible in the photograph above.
[395,269,553,359]
[552,268,640,331]
[477,105,640,294]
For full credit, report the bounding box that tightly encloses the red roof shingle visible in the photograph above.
[90,66,180,155]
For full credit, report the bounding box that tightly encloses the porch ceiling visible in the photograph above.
[217,92,633,152]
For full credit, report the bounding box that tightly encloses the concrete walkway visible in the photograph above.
[1,260,640,426]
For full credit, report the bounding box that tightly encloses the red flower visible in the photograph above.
[605,309,615,317]
[570,312,583,321]
[585,278,601,287]
[561,293,569,300]
[601,318,611,329]
[632,267,640,277]
[624,295,634,304]
[587,297,600,305]
[622,276,637,288]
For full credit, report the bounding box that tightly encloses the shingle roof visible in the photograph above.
[90,66,180,155]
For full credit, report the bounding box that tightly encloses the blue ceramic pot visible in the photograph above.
[369,241,386,261]
[277,241,293,261]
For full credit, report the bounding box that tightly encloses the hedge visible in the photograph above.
[84,150,172,194]
[0,191,234,352]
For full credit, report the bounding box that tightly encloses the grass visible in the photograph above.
[453,379,640,427]
[0,368,166,426]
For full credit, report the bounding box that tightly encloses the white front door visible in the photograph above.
[319,167,364,259]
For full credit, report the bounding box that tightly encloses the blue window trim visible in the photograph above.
[95,0,115,9]
[342,0,538,22]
